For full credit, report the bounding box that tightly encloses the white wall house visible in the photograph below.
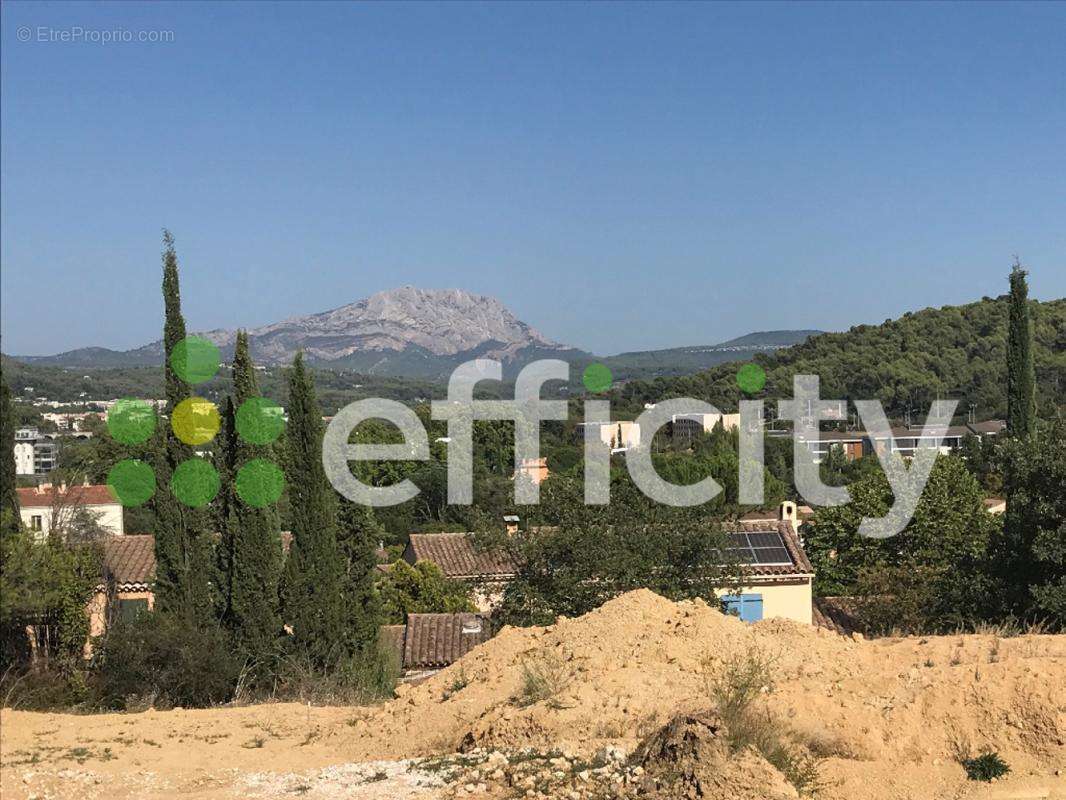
[17,484,124,538]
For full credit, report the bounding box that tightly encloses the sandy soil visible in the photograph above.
[2,590,1064,799]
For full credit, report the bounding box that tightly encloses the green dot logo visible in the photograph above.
[107,398,157,445]
[110,334,284,510]
[170,335,221,384]
[236,397,285,445]
[236,458,285,508]
[736,363,767,394]
[172,396,221,445]
[107,459,157,507]
[171,458,221,508]
[583,363,613,393]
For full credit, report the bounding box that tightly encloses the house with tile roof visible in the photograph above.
[403,532,520,612]
[83,532,293,647]
[403,514,816,625]
[17,482,124,538]
[86,534,157,643]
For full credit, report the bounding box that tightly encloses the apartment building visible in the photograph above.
[14,428,60,476]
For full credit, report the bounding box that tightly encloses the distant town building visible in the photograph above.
[513,457,549,486]
[14,428,60,476]
[40,411,102,432]
[671,412,741,446]
[575,420,641,451]
[795,419,1006,464]
[966,419,1008,438]
[983,497,1007,515]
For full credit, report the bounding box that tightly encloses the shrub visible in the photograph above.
[0,666,88,710]
[271,643,398,706]
[442,666,469,700]
[515,652,570,708]
[707,648,825,796]
[377,560,475,625]
[961,751,1010,782]
[89,613,238,710]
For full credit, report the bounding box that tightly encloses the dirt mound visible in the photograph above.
[352,589,1066,798]
[631,712,797,800]
[3,589,1065,799]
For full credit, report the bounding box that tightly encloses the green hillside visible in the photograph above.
[616,296,1066,421]
[602,330,820,379]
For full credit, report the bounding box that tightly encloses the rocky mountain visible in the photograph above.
[16,287,588,379]
[10,287,821,381]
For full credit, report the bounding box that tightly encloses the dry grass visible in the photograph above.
[515,651,571,709]
[706,648,827,797]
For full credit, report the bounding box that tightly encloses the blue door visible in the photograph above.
[722,594,764,622]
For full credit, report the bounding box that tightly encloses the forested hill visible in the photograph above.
[616,296,1066,422]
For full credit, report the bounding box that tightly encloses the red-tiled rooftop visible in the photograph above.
[383,613,494,670]
[406,522,812,581]
[405,532,520,580]
[98,531,293,591]
[100,534,156,590]
[17,484,118,508]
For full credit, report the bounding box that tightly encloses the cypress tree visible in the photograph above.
[1006,260,1036,439]
[218,331,283,669]
[280,353,345,665]
[336,499,385,655]
[998,261,1041,617]
[1,370,21,537]
[150,230,215,623]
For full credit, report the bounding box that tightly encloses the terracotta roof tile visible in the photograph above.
[98,531,293,591]
[17,484,118,508]
[402,613,493,669]
[100,535,156,589]
[405,533,519,580]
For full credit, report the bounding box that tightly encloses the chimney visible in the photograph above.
[503,515,520,535]
[779,500,798,527]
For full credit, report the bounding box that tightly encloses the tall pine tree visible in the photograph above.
[280,353,346,665]
[150,230,215,623]
[218,331,283,670]
[1006,260,1036,439]
[1,370,21,537]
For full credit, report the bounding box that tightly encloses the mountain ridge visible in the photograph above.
[9,286,819,380]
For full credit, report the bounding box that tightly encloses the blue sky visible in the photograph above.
[2,1,1064,357]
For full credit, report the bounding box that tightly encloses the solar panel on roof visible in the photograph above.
[721,531,793,566]
[748,532,783,547]
[753,547,791,564]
